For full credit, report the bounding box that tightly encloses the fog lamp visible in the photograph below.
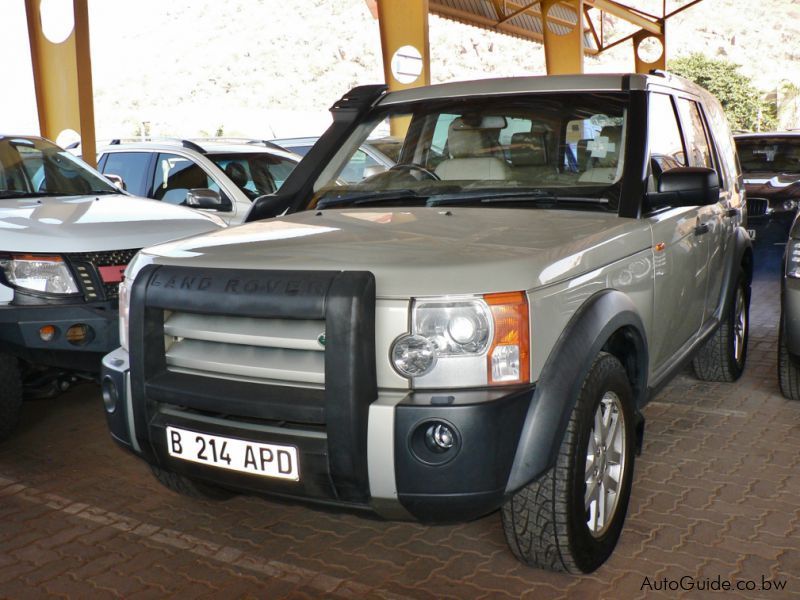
[425,422,456,452]
[101,376,118,413]
[66,324,90,345]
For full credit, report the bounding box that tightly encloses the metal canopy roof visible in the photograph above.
[428,0,703,57]
[430,0,596,51]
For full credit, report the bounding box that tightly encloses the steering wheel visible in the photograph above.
[388,163,440,181]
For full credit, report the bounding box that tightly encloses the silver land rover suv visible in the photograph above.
[102,73,752,573]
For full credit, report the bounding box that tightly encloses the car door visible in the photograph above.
[150,152,234,218]
[674,96,728,321]
[646,92,710,370]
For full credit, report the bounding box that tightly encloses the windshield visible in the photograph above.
[311,93,628,211]
[735,137,800,174]
[208,152,297,199]
[0,136,116,198]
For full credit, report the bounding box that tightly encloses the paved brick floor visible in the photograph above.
[0,243,798,599]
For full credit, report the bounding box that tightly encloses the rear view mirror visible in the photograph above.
[105,173,126,191]
[657,167,720,207]
[185,188,222,209]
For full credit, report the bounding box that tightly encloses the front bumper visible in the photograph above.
[102,348,535,523]
[0,301,119,372]
[746,201,795,243]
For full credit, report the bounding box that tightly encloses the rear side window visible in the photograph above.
[676,98,713,169]
[101,152,150,197]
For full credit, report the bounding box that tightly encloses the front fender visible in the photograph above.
[505,289,648,493]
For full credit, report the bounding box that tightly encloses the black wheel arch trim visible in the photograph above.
[505,289,648,494]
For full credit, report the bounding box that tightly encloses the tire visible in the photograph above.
[150,465,234,500]
[692,268,750,382]
[501,352,636,573]
[778,314,800,401]
[0,353,23,443]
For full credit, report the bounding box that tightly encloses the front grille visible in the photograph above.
[747,198,768,217]
[163,312,325,387]
[66,248,140,301]
[131,265,377,502]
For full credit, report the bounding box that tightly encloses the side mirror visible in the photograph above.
[185,188,223,209]
[657,167,720,207]
[105,173,126,191]
[246,193,289,221]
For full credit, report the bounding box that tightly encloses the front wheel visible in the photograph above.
[692,268,749,382]
[501,352,636,573]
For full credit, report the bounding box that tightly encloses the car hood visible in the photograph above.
[0,194,224,253]
[136,207,654,297]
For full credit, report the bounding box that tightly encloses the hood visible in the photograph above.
[0,194,224,253]
[137,207,653,297]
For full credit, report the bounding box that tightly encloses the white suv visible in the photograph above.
[0,134,224,442]
[96,139,300,224]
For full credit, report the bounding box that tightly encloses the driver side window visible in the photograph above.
[153,153,224,206]
[647,93,687,191]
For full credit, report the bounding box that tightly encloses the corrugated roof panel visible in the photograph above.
[507,12,542,34]
[548,3,579,25]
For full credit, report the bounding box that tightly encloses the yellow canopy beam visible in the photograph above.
[24,0,97,166]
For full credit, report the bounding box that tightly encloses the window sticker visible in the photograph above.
[587,136,616,158]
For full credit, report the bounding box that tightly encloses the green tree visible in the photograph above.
[668,53,775,132]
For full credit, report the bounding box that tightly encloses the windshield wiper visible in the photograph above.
[427,189,559,207]
[316,189,427,209]
[87,189,119,195]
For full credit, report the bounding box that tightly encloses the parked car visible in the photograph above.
[102,73,751,573]
[96,139,300,224]
[272,135,400,182]
[735,132,800,243]
[779,212,800,400]
[0,134,224,441]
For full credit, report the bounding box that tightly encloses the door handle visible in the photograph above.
[695,222,710,236]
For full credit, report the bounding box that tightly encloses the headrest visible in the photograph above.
[225,162,248,187]
[448,118,489,159]
[510,132,547,167]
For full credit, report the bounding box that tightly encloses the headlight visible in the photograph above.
[118,278,130,351]
[783,200,798,212]
[787,240,800,279]
[391,292,530,387]
[0,254,79,294]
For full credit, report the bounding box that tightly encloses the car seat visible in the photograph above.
[435,118,510,181]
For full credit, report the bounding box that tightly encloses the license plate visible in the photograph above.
[165,426,299,481]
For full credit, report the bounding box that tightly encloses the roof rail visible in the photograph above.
[189,137,289,153]
[180,139,206,153]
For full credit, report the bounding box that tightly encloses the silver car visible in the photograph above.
[102,73,751,573]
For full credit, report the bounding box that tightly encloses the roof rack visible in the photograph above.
[190,137,288,152]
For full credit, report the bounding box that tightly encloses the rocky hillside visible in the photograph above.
[7,0,800,138]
